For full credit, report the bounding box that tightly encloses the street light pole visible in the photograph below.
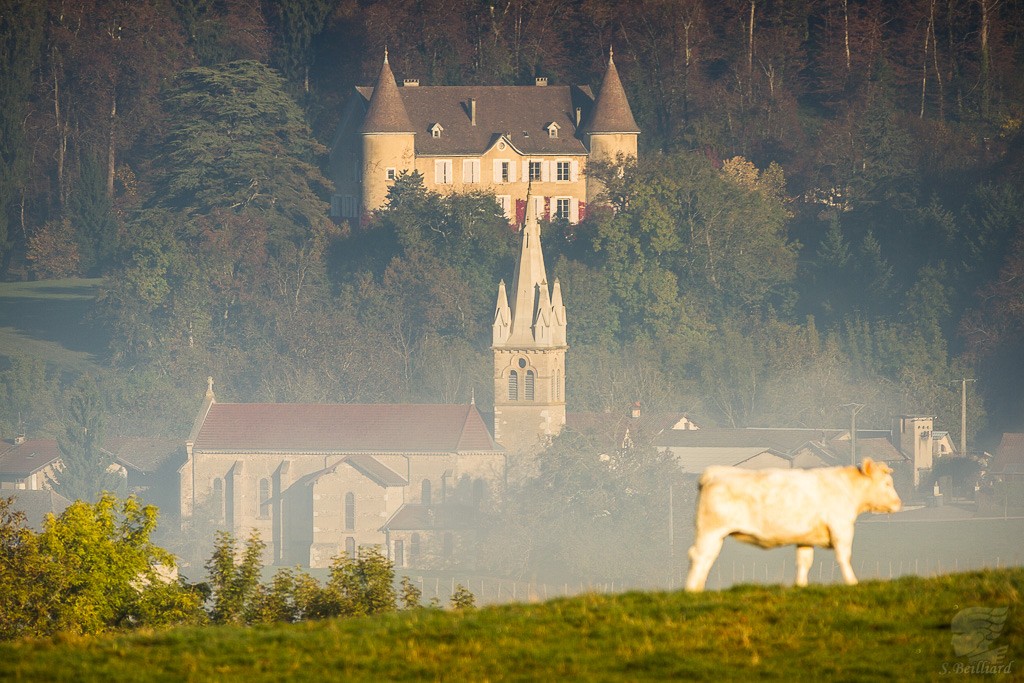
[841,403,866,466]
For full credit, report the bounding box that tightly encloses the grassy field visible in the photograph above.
[1,569,1020,682]
[0,278,106,373]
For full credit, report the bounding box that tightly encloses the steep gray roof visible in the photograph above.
[583,51,640,134]
[358,54,415,134]
[354,84,594,156]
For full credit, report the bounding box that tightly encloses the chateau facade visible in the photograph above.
[329,49,639,223]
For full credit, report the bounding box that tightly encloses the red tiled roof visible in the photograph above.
[990,433,1024,475]
[0,439,61,478]
[192,403,501,454]
[346,455,408,487]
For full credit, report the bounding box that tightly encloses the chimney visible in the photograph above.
[575,107,582,127]
[470,98,476,126]
[402,79,419,87]
[535,77,548,86]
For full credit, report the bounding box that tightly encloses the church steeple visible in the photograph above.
[492,193,568,455]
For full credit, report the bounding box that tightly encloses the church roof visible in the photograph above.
[191,403,502,454]
[358,52,415,134]
[354,84,593,156]
[583,50,640,134]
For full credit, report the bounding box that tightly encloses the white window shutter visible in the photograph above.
[570,160,579,182]
[541,161,550,182]
[522,160,529,181]
[508,160,517,183]
[570,197,579,223]
[493,159,502,183]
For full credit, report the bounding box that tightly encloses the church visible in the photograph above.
[329,49,639,224]
[179,196,578,568]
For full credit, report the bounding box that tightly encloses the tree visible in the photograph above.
[52,378,123,502]
[205,529,266,625]
[1,494,204,639]
[0,0,45,268]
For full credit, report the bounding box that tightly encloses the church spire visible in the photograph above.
[359,49,414,134]
[507,194,550,344]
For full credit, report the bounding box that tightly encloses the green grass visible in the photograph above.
[0,278,106,373]
[1,569,1021,681]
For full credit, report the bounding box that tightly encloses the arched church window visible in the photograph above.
[410,533,421,562]
[345,492,355,530]
[258,478,270,519]
[525,370,535,400]
[421,479,432,506]
[508,370,519,401]
[345,536,356,558]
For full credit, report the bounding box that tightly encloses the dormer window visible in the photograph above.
[430,123,443,138]
[546,122,560,138]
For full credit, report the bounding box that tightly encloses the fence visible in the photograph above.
[403,516,1024,606]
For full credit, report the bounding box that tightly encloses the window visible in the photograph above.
[410,533,421,562]
[345,491,355,531]
[435,159,452,184]
[555,197,570,220]
[508,370,519,401]
[430,123,443,138]
[493,159,515,183]
[463,159,480,183]
[525,370,535,400]
[421,479,432,506]
[386,168,396,181]
[394,540,404,567]
[555,369,561,400]
[345,536,356,558]
[340,196,357,218]
[547,122,560,138]
[496,195,512,219]
[528,160,542,181]
[258,478,270,519]
[556,161,571,182]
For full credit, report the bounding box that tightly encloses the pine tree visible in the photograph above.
[51,378,123,502]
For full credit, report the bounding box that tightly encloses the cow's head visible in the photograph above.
[859,458,902,513]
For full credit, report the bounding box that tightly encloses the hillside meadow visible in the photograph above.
[1,569,1020,682]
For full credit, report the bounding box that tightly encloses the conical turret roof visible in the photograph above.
[584,48,640,134]
[359,50,415,134]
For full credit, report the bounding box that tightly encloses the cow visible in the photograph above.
[684,458,901,592]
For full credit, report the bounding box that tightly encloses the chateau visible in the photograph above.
[177,193,569,568]
[329,49,639,223]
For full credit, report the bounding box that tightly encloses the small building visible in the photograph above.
[0,489,71,531]
[0,437,61,491]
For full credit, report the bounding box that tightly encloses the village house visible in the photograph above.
[329,49,639,224]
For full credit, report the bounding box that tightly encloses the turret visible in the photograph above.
[359,49,416,216]
[584,47,640,204]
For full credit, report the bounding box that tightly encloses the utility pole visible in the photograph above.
[841,403,866,466]
[958,378,976,455]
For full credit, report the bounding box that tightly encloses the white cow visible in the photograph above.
[685,458,901,591]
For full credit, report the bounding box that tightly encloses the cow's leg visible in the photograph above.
[685,530,726,592]
[795,545,814,587]
[830,526,858,585]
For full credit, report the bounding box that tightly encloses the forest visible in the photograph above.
[1,0,1023,452]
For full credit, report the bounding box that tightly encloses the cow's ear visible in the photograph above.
[860,458,876,475]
